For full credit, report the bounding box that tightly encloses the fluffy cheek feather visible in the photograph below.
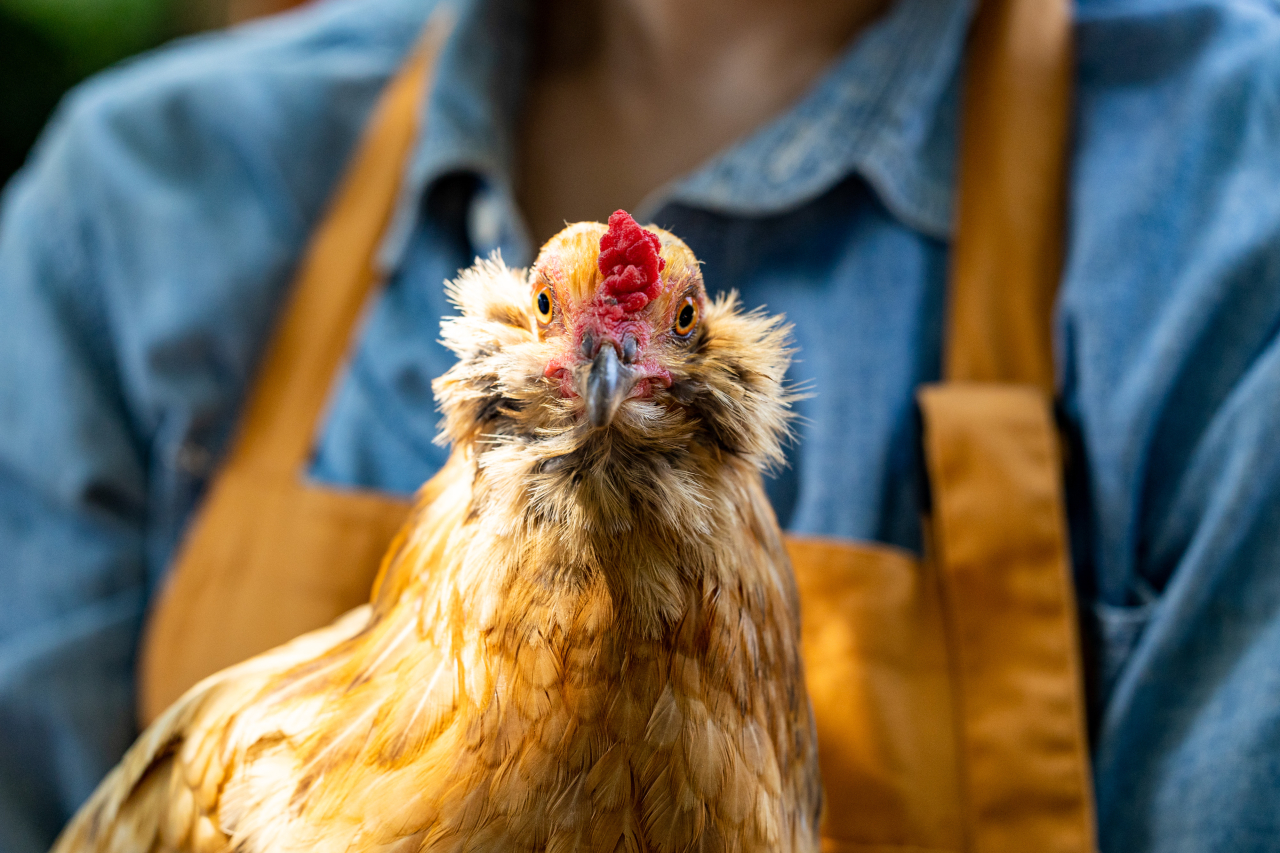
[663,292,797,472]
[442,256,533,334]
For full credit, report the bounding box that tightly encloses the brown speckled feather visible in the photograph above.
[53,223,822,853]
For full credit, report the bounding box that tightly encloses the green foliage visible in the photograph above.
[0,0,172,76]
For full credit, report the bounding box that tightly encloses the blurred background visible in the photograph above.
[0,0,304,186]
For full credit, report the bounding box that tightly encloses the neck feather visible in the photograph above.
[375,435,791,646]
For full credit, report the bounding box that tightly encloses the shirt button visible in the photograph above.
[175,442,213,477]
[469,191,504,252]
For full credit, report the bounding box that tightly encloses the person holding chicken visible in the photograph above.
[2,0,1279,850]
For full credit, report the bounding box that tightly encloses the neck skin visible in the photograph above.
[517,0,890,245]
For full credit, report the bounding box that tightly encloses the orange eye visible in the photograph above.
[534,284,554,325]
[673,296,698,337]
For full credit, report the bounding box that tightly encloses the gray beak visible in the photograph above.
[584,344,629,428]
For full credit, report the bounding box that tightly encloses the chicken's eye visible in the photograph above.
[534,284,554,325]
[673,297,698,337]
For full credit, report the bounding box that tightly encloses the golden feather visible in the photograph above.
[52,220,822,853]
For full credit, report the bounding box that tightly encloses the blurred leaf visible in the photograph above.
[0,0,172,75]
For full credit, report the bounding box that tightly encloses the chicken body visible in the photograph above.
[53,214,822,853]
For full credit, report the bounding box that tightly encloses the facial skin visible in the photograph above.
[530,216,706,428]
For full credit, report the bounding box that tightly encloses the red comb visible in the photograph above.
[598,210,666,313]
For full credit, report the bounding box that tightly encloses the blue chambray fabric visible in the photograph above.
[1,0,1279,848]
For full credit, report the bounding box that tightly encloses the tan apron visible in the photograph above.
[139,0,1092,850]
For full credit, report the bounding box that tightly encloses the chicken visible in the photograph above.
[52,211,822,853]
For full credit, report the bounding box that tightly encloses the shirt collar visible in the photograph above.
[648,0,973,239]
[379,0,532,271]
[380,0,971,272]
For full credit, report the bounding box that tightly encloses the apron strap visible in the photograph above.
[929,0,1095,849]
[946,0,1073,393]
[227,16,450,474]
[919,386,1094,853]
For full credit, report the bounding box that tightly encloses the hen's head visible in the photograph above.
[436,211,793,495]
[533,211,706,428]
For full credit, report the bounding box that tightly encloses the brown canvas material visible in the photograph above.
[137,0,1095,849]
[790,537,964,851]
[794,386,1094,852]
[919,385,1093,852]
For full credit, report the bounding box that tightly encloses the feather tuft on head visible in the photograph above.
[597,210,666,313]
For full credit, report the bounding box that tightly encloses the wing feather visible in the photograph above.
[51,606,373,853]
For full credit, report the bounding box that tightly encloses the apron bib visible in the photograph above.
[139,0,1092,850]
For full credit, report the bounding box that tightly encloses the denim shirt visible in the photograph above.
[2,0,1279,849]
